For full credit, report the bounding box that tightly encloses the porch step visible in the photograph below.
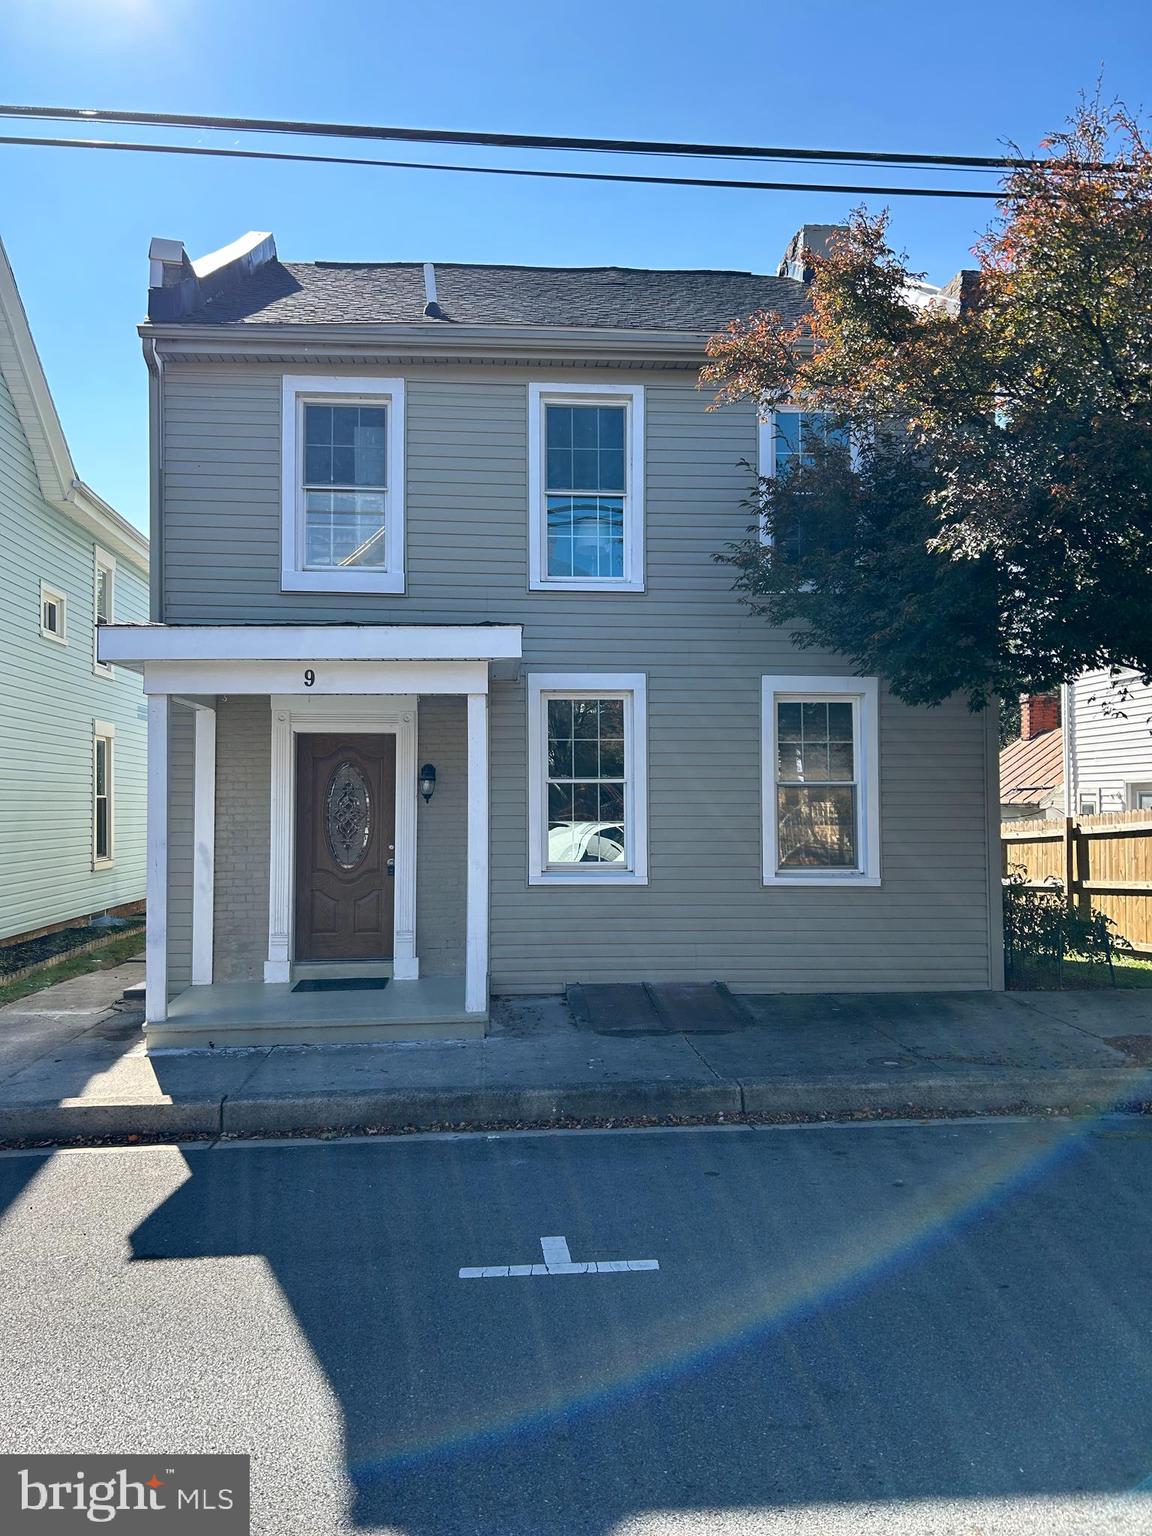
[122,983,146,1003]
[290,960,393,981]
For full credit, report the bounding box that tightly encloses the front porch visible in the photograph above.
[97,622,523,1051]
[151,976,480,1050]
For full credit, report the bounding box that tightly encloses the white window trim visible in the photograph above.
[40,580,67,644]
[280,375,406,595]
[93,721,116,867]
[93,552,115,675]
[756,407,861,548]
[527,671,648,885]
[528,382,645,593]
[1126,782,1152,811]
[761,674,881,887]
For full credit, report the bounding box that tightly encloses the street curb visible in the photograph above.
[0,1099,222,1142]
[219,1079,742,1136]
[3,1067,1151,1147]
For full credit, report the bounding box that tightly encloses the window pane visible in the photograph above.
[827,742,855,780]
[304,492,387,569]
[303,403,386,488]
[544,404,626,492]
[95,740,107,796]
[546,495,624,579]
[827,702,854,740]
[95,568,111,624]
[777,702,802,741]
[546,694,628,867]
[95,800,109,860]
[777,785,857,868]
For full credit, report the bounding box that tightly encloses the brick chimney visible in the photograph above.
[1020,693,1060,739]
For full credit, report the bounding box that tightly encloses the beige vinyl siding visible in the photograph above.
[1071,671,1152,813]
[0,368,147,943]
[160,362,996,993]
[415,697,466,976]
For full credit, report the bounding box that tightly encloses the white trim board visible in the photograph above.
[98,623,522,665]
[527,381,645,593]
[140,659,491,698]
[526,671,649,886]
[760,674,881,887]
[265,695,420,984]
[280,374,406,594]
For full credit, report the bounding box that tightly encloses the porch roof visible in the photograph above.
[98,622,522,670]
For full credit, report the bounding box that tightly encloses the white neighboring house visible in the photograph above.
[1064,671,1152,817]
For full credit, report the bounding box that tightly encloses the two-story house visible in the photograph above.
[100,230,1002,1050]
[0,237,148,950]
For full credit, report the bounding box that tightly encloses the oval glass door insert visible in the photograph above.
[326,761,372,869]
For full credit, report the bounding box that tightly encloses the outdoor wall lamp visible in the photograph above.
[419,763,437,803]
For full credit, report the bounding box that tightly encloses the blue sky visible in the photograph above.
[1,0,1150,532]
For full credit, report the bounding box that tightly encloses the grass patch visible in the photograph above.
[1008,952,1152,991]
[0,933,145,1009]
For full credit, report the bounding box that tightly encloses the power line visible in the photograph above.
[0,132,1005,199]
[0,101,1040,172]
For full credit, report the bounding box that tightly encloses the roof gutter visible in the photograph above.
[138,320,717,366]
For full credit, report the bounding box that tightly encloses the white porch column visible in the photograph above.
[265,706,292,983]
[465,691,490,1014]
[191,704,216,986]
[145,693,170,1024]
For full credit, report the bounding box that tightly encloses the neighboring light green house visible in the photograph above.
[0,237,149,946]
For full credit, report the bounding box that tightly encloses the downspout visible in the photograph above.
[1061,680,1075,816]
[142,336,164,622]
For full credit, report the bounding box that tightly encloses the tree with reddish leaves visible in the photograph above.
[703,100,1152,709]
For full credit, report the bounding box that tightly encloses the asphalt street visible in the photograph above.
[0,1118,1150,1534]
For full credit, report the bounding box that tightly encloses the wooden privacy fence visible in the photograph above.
[1002,811,1152,952]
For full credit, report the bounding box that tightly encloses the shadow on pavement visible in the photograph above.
[126,1119,1152,1534]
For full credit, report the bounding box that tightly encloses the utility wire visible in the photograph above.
[0,132,1005,198]
[0,101,1043,171]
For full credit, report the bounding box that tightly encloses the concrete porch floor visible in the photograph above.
[152,976,483,1050]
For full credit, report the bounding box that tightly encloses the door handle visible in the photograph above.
[387,858,395,878]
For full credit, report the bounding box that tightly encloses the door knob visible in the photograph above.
[387,858,395,878]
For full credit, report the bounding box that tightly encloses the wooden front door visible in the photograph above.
[295,734,396,961]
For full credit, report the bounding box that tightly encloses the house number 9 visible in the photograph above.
[304,669,316,687]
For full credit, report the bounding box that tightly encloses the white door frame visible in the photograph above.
[265,695,419,982]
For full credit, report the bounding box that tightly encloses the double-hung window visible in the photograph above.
[93,724,115,865]
[527,673,648,884]
[93,553,114,674]
[761,675,880,885]
[756,408,854,555]
[40,581,67,643]
[528,383,645,591]
[281,375,406,593]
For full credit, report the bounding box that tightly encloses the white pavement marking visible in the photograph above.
[459,1234,660,1279]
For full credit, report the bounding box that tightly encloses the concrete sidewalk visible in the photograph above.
[1,962,1151,1143]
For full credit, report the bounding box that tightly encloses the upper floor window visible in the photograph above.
[93,553,115,675]
[761,675,881,886]
[40,580,67,643]
[528,383,645,592]
[756,408,854,553]
[280,375,406,594]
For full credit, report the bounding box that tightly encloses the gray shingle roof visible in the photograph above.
[173,259,808,331]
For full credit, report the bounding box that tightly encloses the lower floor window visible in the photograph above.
[762,676,880,885]
[93,727,114,864]
[528,673,648,883]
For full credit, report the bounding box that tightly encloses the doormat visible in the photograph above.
[292,976,390,993]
